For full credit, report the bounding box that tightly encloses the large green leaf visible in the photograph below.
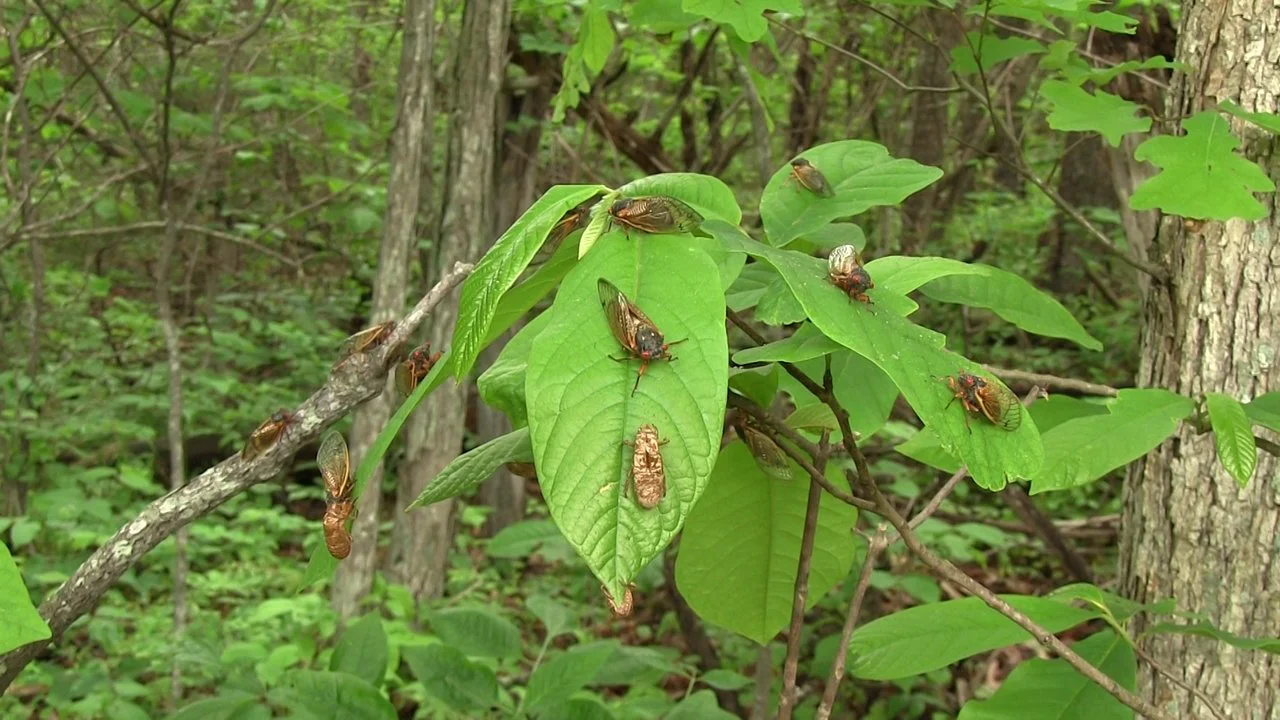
[476,313,551,428]
[865,255,985,296]
[1030,389,1194,494]
[831,351,899,438]
[1244,391,1280,432]
[407,428,534,509]
[760,141,943,247]
[526,232,728,602]
[848,596,1098,680]
[329,614,388,687]
[270,670,396,720]
[666,690,740,720]
[402,644,498,713]
[1041,80,1150,147]
[428,606,522,659]
[711,223,1042,490]
[732,322,841,365]
[487,237,579,345]
[726,262,778,310]
[453,185,606,379]
[1146,620,1280,654]
[957,630,1135,720]
[524,641,619,714]
[1205,392,1258,487]
[0,541,50,655]
[617,172,742,225]
[1131,111,1275,221]
[682,0,803,42]
[675,442,858,644]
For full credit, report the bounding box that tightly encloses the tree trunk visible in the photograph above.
[1119,0,1280,713]
[330,0,435,619]
[393,0,511,601]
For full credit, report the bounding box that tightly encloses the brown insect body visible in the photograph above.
[603,584,636,617]
[242,409,294,462]
[623,423,668,510]
[548,194,604,246]
[334,321,396,368]
[789,157,835,198]
[943,372,1022,431]
[606,196,703,235]
[735,420,793,481]
[323,499,355,559]
[504,462,538,479]
[598,278,685,396]
[827,244,874,303]
[395,344,443,396]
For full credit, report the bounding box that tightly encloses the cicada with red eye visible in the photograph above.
[602,583,636,617]
[623,423,668,510]
[788,157,835,198]
[734,417,792,482]
[395,343,443,397]
[323,498,355,560]
[598,278,686,396]
[333,320,396,369]
[828,244,874,304]
[242,409,294,462]
[317,430,353,503]
[941,371,1022,431]
[606,196,703,236]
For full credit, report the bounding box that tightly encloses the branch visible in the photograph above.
[19,221,300,268]
[648,26,721,145]
[983,365,1119,397]
[767,16,960,94]
[815,525,888,720]
[0,262,473,692]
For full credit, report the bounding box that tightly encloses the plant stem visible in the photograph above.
[815,525,888,720]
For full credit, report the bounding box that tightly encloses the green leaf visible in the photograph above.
[755,276,809,325]
[729,365,779,409]
[428,607,522,659]
[402,644,498,713]
[712,223,1042,490]
[526,232,728,602]
[271,670,396,720]
[452,185,606,379]
[0,541,50,655]
[726,262,778,310]
[849,595,1098,680]
[950,32,1046,75]
[488,519,564,558]
[832,351,899,438]
[407,428,534,509]
[1146,620,1280,654]
[169,693,260,720]
[666,689,740,720]
[732,322,841,365]
[894,428,962,474]
[1244,391,1280,432]
[525,641,619,713]
[632,0,701,33]
[1041,80,1151,146]
[864,255,985,297]
[487,238,579,346]
[799,222,866,251]
[957,630,1135,720]
[618,172,742,225]
[330,614,388,687]
[1205,393,1258,487]
[1027,395,1109,433]
[682,0,803,42]
[581,7,615,74]
[675,443,858,644]
[578,204,612,259]
[1218,99,1280,134]
[527,594,575,638]
[1030,389,1194,494]
[476,314,551,428]
[1131,111,1275,221]
[700,669,753,690]
[919,263,1102,350]
[761,141,942,247]
[786,403,838,431]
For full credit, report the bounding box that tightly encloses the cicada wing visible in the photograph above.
[598,278,640,350]
[317,430,352,500]
[739,425,793,481]
[977,381,1022,431]
[395,360,416,397]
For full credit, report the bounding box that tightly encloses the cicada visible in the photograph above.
[317,430,353,503]
[548,194,604,247]
[323,498,355,559]
[598,278,685,396]
[828,244,874,303]
[941,371,1022,431]
[395,343,443,396]
[623,423,668,510]
[734,418,792,481]
[602,583,636,618]
[504,462,538,479]
[788,157,835,198]
[241,409,294,462]
[333,320,396,369]
[606,196,703,236]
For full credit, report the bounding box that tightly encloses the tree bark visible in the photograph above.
[1120,0,1280,713]
[330,0,435,619]
[394,0,511,601]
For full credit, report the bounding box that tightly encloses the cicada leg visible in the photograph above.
[631,359,650,396]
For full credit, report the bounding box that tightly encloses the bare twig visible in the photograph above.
[19,221,300,267]
[1131,644,1229,720]
[0,263,473,692]
[768,17,960,94]
[815,525,888,720]
[982,366,1119,397]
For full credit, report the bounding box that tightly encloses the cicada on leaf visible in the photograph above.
[598,278,685,396]
[734,418,792,481]
[242,409,294,462]
[333,320,396,369]
[606,196,703,236]
[395,343,443,397]
[941,371,1022,431]
[323,498,355,560]
[317,430,353,503]
[602,583,636,618]
[827,244,874,304]
[623,423,668,510]
[547,194,604,247]
[788,157,835,198]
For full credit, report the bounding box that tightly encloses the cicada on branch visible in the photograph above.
[333,320,396,370]
[241,409,294,462]
[395,343,443,397]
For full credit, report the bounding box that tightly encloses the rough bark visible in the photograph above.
[330,0,435,619]
[900,10,954,253]
[1120,0,1280,714]
[394,0,511,601]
